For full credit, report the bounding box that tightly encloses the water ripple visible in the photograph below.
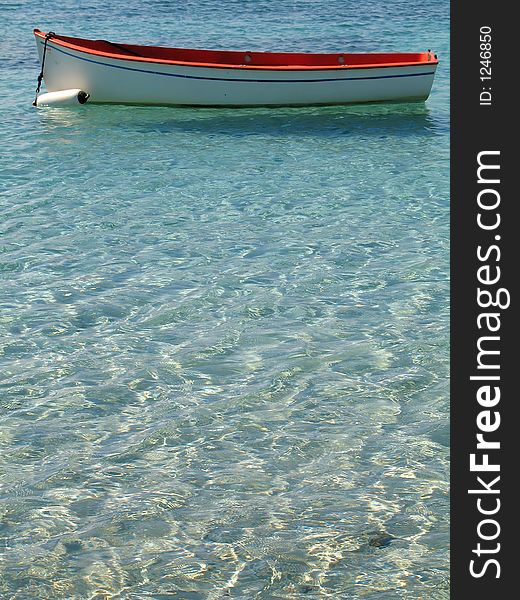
[1,1,449,598]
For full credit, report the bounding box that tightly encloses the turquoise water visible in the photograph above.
[1,1,449,598]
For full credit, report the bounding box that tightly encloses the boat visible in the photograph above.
[33,29,439,107]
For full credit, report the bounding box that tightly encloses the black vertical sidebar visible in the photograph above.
[451,2,516,598]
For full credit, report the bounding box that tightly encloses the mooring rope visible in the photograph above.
[33,31,56,106]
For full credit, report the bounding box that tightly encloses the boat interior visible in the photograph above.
[35,30,438,69]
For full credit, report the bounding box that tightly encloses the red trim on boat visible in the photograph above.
[34,29,439,71]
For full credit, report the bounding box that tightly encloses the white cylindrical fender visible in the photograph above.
[35,89,90,107]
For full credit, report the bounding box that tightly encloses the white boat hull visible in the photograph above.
[36,36,438,107]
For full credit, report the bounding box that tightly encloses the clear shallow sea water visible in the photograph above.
[0,1,449,598]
